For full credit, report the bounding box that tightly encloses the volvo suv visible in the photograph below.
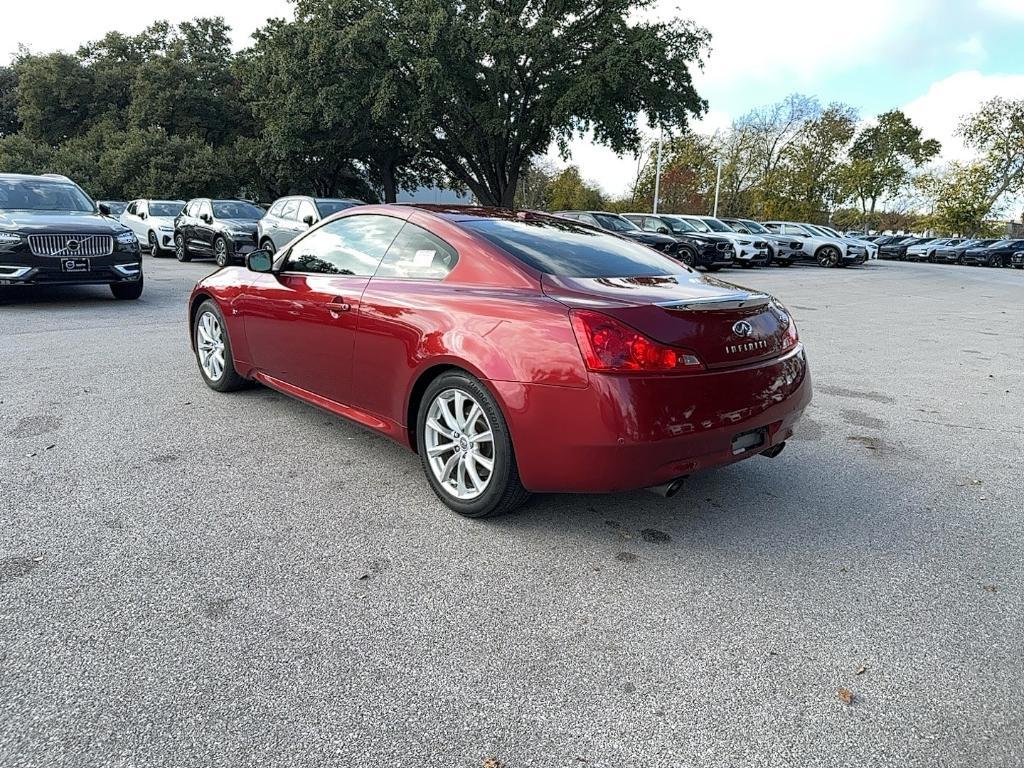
[0,173,143,299]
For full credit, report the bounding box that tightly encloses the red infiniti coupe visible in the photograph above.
[189,205,811,517]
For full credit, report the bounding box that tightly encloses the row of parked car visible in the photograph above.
[860,234,1024,269]
[105,195,880,272]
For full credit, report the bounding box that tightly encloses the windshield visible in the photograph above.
[150,202,184,217]
[723,220,750,233]
[988,240,1011,248]
[738,219,770,234]
[212,201,264,219]
[804,224,831,237]
[464,217,689,278]
[316,199,362,216]
[676,216,711,233]
[818,225,843,237]
[593,213,638,232]
[0,179,95,212]
[662,217,697,234]
[700,217,735,233]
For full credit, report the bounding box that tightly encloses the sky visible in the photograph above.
[3,0,1023,195]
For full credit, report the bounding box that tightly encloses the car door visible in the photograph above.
[180,201,198,248]
[296,199,319,231]
[193,200,215,253]
[235,212,406,404]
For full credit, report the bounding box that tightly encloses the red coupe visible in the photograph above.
[189,206,811,517]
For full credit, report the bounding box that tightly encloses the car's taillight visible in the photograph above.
[781,318,799,351]
[569,310,705,373]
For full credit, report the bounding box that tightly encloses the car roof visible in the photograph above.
[0,172,75,183]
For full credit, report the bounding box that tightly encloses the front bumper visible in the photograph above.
[493,345,811,493]
[0,247,142,286]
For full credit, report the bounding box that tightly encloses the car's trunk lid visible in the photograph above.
[542,272,792,369]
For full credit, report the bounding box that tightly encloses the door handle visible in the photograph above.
[321,298,352,317]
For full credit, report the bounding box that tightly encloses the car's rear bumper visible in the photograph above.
[494,345,811,493]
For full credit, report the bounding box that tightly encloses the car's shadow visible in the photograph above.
[0,285,120,306]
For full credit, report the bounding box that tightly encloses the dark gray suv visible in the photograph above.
[256,196,364,253]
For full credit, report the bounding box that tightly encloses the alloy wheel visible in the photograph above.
[175,235,188,262]
[196,311,226,382]
[817,246,840,268]
[148,231,159,256]
[424,388,495,501]
[215,238,229,267]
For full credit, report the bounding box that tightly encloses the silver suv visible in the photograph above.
[257,196,364,254]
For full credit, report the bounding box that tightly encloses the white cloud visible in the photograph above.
[902,70,1024,162]
[954,34,986,60]
[979,0,1024,19]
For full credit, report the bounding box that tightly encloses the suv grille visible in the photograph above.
[28,234,114,257]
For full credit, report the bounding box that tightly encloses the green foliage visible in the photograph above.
[0,67,19,138]
[633,131,716,214]
[300,0,709,206]
[546,166,605,211]
[957,97,1024,211]
[919,163,1007,237]
[0,134,53,174]
[841,109,941,223]
[15,53,95,144]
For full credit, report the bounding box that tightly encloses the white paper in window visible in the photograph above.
[413,249,436,267]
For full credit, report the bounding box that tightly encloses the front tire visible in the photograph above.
[111,275,143,300]
[148,231,163,257]
[816,246,841,268]
[193,300,246,392]
[416,371,529,518]
[676,247,696,268]
[214,236,231,268]
[175,234,191,263]
[260,238,277,256]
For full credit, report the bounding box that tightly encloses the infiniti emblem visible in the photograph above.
[732,320,753,337]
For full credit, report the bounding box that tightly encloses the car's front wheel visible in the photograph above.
[214,236,231,268]
[193,300,246,392]
[676,247,695,268]
[816,246,841,268]
[148,231,163,257]
[260,238,276,256]
[175,234,191,263]
[417,371,529,518]
[988,253,1002,268]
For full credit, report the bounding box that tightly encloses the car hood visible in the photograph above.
[0,210,129,234]
[220,218,261,231]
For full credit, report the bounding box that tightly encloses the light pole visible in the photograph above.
[712,157,722,217]
[652,128,663,214]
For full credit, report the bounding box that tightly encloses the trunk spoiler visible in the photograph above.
[656,291,771,311]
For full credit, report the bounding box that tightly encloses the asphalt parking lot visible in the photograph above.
[1,257,1022,768]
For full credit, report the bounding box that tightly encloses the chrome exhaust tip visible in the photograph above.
[761,442,786,459]
[645,477,686,498]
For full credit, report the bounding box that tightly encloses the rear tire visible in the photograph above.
[193,300,246,392]
[110,276,143,301]
[175,234,191,263]
[260,238,277,256]
[416,371,530,518]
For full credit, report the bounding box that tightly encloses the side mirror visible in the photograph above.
[139,212,147,220]
[302,215,315,227]
[201,214,213,224]
[657,226,670,234]
[98,203,110,215]
[246,249,274,273]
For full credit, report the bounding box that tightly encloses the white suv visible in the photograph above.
[120,200,186,257]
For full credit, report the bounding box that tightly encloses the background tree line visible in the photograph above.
[516,94,1024,236]
[0,0,710,207]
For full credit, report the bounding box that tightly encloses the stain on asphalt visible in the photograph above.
[640,528,671,544]
[7,414,64,439]
[149,453,181,464]
[622,682,636,693]
[848,435,883,453]
[0,555,43,586]
[791,417,824,442]
[615,552,639,563]
[204,597,236,619]
[841,409,887,430]
[817,385,895,404]
[102,518,125,530]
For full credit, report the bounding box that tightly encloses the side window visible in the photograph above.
[297,200,317,224]
[283,215,403,276]
[579,214,600,227]
[375,222,459,280]
[137,202,147,217]
[642,218,661,233]
[185,201,198,217]
[281,200,299,220]
[268,200,285,217]
[126,202,137,216]
[763,222,781,233]
[199,201,213,220]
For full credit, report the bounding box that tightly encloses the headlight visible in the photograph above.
[739,239,752,245]
[116,231,138,245]
[227,230,252,238]
[159,225,173,232]
[0,232,21,244]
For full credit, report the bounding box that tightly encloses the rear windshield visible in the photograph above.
[463,218,688,278]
